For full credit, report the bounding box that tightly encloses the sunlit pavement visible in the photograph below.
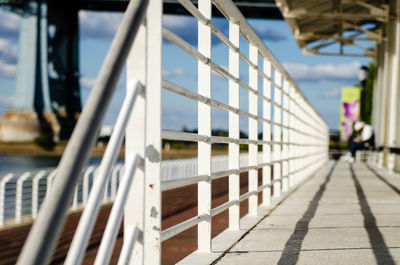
[216,160,400,265]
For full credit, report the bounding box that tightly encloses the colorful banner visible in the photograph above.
[340,87,361,141]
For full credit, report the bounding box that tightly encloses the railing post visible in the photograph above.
[293,90,299,185]
[300,97,306,180]
[72,185,79,209]
[126,23,146,264]
[248,44,258,216]
[281,79,289,192]
[16,172,31,223]
[197,0,212,253]
[228,21,240,230]
[0,174,14,226]
[144,0,162,263]
[83,166,95,205]
[262,59,271,206]
[288,84,294,189]
[386,1,400,173]
[273,71,282,198]
[32,171,46,219]
[46,170,57,195]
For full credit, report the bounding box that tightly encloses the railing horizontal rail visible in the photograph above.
[161,174,209,191]
[211,200,238,217]
[161,214,208,242]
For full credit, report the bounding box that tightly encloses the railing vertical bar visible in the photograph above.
[262,59,272,206]
[144,0,162,262]
[288,84,294,188]
[299,96,306,180]
[281,79,289,192]
[111,166,118,199]
[46,170,57,195]
[273,71,282,197]
[248,44,258,216]
[83,167,95,205]
[228,20,240,230]
[72,185,79,209]
[294,90,300,185]
[103,177,110,202]
[94,155,142,265]
[117,226,139,265]
[32,171,46,219]
[65,80,143,265]
[125,22,147,264]
[197,0,212,253]
[16,172,31,223]
[0,174,14,226]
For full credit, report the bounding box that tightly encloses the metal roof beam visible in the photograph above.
[295,33,381,42]
[343,0,388,17]
[283,10,388,22]
[343,21,382,41]
[304,50,374,57]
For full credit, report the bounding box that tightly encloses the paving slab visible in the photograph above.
[215,161,400,265]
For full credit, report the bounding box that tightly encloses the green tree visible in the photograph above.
[361,62,376,124]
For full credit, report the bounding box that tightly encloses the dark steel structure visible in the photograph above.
[0,0,281,140]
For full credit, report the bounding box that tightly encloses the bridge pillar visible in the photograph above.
[0,1,59,142]
[0,0,81,142]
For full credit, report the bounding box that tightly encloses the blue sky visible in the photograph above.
[0,9,372,131]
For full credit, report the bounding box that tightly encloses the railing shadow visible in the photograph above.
[276,161,337,265]
[364,163,400,195]
[349,164,395,265]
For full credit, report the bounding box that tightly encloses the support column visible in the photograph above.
[387,0,400,172]
[377,24,390,168]
[0,1,59,142]
[47,1,81,139]
[371,44,384,166]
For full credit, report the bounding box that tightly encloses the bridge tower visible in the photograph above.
[0,0,81,142]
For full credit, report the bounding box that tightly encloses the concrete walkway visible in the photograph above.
[215,161,400,265]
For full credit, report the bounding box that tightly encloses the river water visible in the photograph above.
[0,155,107,175]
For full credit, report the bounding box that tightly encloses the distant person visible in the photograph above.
[343,121,375,163]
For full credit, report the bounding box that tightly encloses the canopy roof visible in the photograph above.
[1,0,282,19]
[275,0,390,57]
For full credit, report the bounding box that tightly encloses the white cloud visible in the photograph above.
[321,89,341,99]
[0,10,20,38]
[253,25,287,42]
[162,68,186,78]
[163,15,198,46]
[0,38,18,63]
[283,61,361,82]
[0,96,12,106]
[0,38,18,77]
[79,11,123,40]
[0,96,13,115]
[163,15,195,29]
[80,76,97,89]
[0,60,17,77]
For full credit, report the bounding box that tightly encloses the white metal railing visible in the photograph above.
[16,0,329,264]
[160,0,328,259]
[0,165,124,227]
[0,152,263,226]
